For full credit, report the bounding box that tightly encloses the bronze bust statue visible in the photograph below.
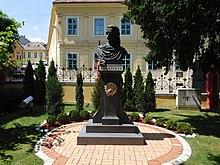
[95,25,128,64]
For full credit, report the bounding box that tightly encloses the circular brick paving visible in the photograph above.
[36,122,191,165]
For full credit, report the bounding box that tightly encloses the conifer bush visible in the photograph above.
[69,110,81,121]
[76,71,84,112]
[80,110,90,120]
[35,60,46,105]
[23,60,35,99]
[130,112,140,121]
[91,77,102,111]
[57,112,69,124]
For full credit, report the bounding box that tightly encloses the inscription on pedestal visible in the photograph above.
[99,64,123,72]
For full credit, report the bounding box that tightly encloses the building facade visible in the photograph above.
[48,0,194,94]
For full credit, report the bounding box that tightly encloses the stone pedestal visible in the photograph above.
[77,64,145,145]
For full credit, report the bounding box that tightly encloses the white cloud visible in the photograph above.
[29,37,46,43]
[33,25,38,30]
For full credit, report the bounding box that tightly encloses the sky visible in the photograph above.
[0,0,53,43]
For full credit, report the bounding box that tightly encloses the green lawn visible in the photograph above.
[0,103,220,164]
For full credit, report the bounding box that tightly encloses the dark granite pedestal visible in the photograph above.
[77,64,145,145]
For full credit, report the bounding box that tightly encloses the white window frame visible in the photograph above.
[122,53,132,70]
[147,61,158,71]
[120,17,132,36]
[66,17,79,36]
[93,17,105,36]
[28,52,31,58]
[66,52,78,70]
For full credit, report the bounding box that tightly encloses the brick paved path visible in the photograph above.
[36,122,191,165]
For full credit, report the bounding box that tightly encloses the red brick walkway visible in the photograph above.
[36,122,191,165]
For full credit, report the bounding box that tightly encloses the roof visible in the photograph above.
[53,0,124,3]
[23,42,46,51]
[19,35,31,45]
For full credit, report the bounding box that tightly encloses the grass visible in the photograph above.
[0,101,220,164]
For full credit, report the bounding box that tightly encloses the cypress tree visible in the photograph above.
[48,59,57,78]
[76,71,84,112]
[91,77,102,111]
[35,59,46,105]
[143,71,156,117]
[23,60,35,98]
[46,60,64,116]
[133,66,144,112]
[122,67,134,111]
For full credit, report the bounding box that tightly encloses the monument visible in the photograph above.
[77,25,145,145]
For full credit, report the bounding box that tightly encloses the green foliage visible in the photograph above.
[122,67,134,111]
[48,59,57,78]
[133,66,144,112]
[76,71,84,112]
[79,110,91,120]
[144,116,153,124]
[46,76,64,116]
[46,115,56,125]
[176,122,193,135]
[0,10,21,73]
[23,61,35,98]
[130,112,140,121]
[91,77,101,110]
[166,119,177,130]
[156,117,166,127]
[57,112,69,124]
[124,0,220,73]
[69,110,81,121]
[35,60,46,105]
[143,71,156,116]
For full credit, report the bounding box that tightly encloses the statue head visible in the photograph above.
[106,25,121,47]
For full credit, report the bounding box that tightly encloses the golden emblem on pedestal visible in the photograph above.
[104,82,117,96]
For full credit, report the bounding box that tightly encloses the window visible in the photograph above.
[66,52,78,69]
[122,53,131,70]
[120,18,131,35]
[34,52,37,58]
[148,61,157,70]
[174,64,181,71]
[39,52,43,59]
[67,17,78,35]
[94,17,104,35]
[28,52,31,58]
[23,52,26,59]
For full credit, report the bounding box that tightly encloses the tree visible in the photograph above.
[0,10,21,73]
[143,71,156,116]
[133,66,144,112]
[76,71,84,112]
[35,60,46,105]
[46,60,64,116]
[124,0,220,74]
[48,59,57,78]
[91,77,102,111]
[23,61,35,98]
[122,67,134,111]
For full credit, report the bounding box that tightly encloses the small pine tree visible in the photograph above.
[23,61,35,98]
[35,59,46,105]
[91,77,102,110]
[122,67,134,111]
[46,76,64,116]
[46,60,64,116]
[48,59,57,78]
[143,71,156,117]
[76,71,84,112]
[133,66,144,112]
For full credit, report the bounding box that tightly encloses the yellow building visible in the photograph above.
[48,0,194,94]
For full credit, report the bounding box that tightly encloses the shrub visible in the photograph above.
[47,115,57,125]
[57,112,69,124]
[156,117,166,127]
[130,112,140,121]
[144,116,153,124]
[90,109,97,117]
[80,110,90,120]
[166,119,177,130]
[69,110,81,121]
[176,122,193,135]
